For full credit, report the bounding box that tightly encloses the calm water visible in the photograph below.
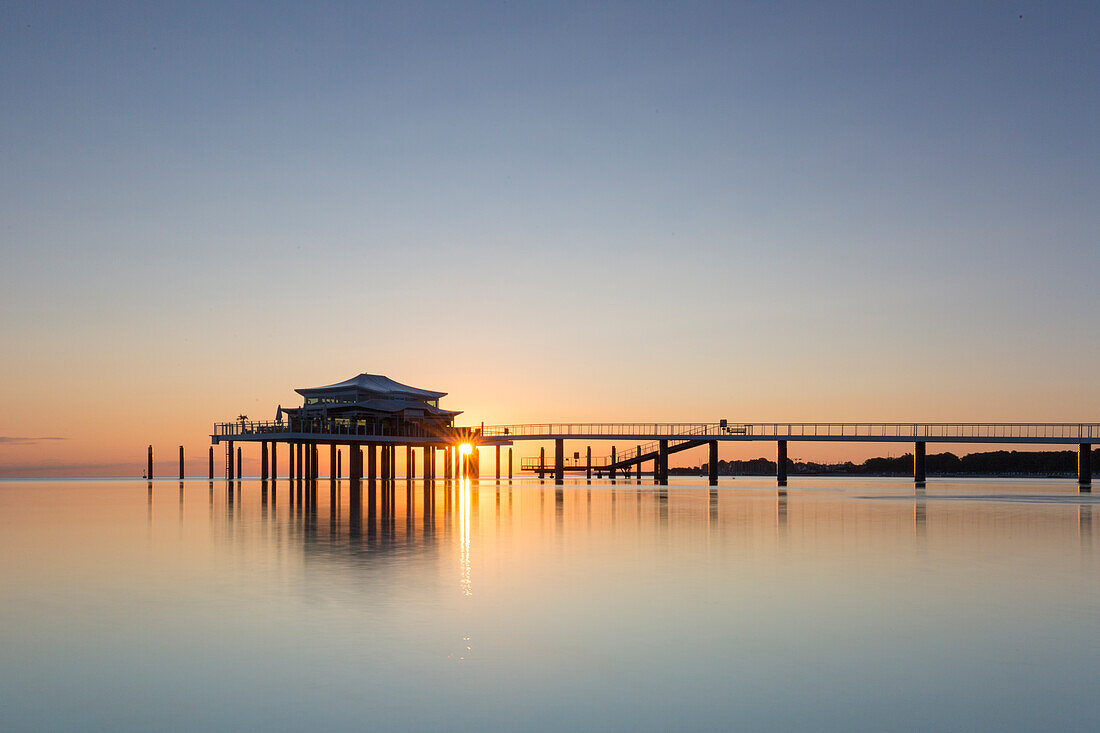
[2,476,1099,731]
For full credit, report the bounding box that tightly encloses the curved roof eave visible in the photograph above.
[295,373,447,400]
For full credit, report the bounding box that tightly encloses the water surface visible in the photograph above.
[1,476,1098,731]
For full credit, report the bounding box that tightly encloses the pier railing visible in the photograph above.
[212,420,446,439]
[480,422,1100,443]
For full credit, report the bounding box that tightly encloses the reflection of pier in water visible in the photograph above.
[195,479,1100,582]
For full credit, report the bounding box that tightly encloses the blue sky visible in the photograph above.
[2,1,1099,471]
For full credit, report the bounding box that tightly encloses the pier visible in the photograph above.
[204,373,1098,491]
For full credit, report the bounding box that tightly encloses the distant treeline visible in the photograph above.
[668,449,1098,477]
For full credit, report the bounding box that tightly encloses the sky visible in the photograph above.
[2,1,1099,475]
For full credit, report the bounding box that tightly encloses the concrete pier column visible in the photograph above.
[554,438,564,485]
[392,446,397,482]
[271,442,277,481]
[708,440,718,486]
[349,444,361,482]
[330,444,337,483]
[658,440,668,486]
[407,445,413,483]
[637,445,642,481]
[609,446,617,481]
[586,446,592,481]
[368,444,377,488]
[1079,444,1092,489]
[260,442,268,481]
[313,444,320,480]
[208,446,214,480]
[777,440,787,487]
[237,446,242,480]
[539,447,546,480]
[296,443,303,485]
[495,446,501,482]
[445,447,452,480]
[914,441,926,485]
[508,447,513,481]
[226,441,233,479]
[147,445,153,481]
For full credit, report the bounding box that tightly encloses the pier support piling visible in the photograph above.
[236,446,242,481]
[147,445,153,481]
[914,441,926,486]
[179,445,184,480]
[261,442,268,481]
[208,446,213,480]
[658,440,668,485]
[554,439,564,485]
[271,443,277,481]
[1080,443,1092,490]
[609,446,617,481]
[368,444,377,488]
[586,446,592,481]
[777,440,787,487]
[495,446,501,483]
[708,440,718,486]
[508,447,513,481]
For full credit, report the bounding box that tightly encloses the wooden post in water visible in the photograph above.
[539,447,545,480]
[586,446,592,481]
[236,446,242,480]
[208,446,214,480]
[914,441,926,486]
[777,440,788,487]
[271,442,277,481]
[368,444,377,489]
[147,445,153,480]
[178,445,184,480]
[508,447,513,481]
[261,442,268,481]
[496,446,501,483]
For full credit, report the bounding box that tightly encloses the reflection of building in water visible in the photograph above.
[206,482,1100,595]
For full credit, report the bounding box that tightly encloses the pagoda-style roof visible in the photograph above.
[295,373,446,401]
[288,398,462,417]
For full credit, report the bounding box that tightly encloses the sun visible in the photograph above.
[459,443,473,456]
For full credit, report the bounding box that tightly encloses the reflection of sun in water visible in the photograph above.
[459,477,472,597]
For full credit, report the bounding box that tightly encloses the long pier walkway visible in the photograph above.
[210,420,1098,490]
